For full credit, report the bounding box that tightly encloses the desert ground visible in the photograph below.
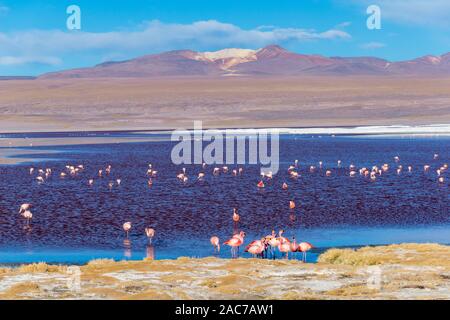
[0,243,448,300]
[1,76,450,133]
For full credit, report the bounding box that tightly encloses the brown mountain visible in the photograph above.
[39,45,450,78]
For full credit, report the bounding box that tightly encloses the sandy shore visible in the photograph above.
[0,243,448,300]
[1,76,450,133]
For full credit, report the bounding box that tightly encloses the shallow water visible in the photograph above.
[0,133,448,264]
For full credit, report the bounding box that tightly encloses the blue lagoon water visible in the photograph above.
[0,132,448,264]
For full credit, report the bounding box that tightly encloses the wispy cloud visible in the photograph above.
[0,20,351,66]
[0,56,62,66]
[360,42,386,50]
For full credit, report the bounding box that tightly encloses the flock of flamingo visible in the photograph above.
[17,152,447,261]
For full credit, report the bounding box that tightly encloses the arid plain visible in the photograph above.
[1,76,450,133]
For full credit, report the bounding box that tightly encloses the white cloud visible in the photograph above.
[359,0,450,27]
[360,42,386,50]
[0,20,351,66]
[0,56,62,66]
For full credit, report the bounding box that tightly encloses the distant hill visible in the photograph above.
[39,45,450,78]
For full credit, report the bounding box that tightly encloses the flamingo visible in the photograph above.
[36,176,44,183]
[282,182,288,190]
[123,222,131,238]
[290,236,299,258]
[278,238,291,259]
[19,203,31,214]
[116,179,121,186]
[210,236,220,253]
[29,168,34,175]
[257,181,265,188]
[232,208,240,223]
[326,170,332,176]
[245,239,265,258]
[298,242,314,262]
[438,177,444,183]
[198,172,205,180]
[145,227,155,244]
[289,201,296,210]
[268,230,286,259]
[88,179,94,186]
[224,231,245,258]
[22,210,33,225]
[148,178,153,186]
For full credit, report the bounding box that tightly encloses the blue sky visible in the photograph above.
[0,0,449,75]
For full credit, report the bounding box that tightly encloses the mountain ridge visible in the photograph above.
[39,45,450,79]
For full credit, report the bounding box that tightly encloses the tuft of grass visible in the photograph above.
[318,243,450,267]
[326,284,379,297]
[0,282,41,299]
[17,262,65,273]
[318,248,383,266]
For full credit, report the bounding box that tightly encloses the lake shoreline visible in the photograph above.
[0,243,448,300]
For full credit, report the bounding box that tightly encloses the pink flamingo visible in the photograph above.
[224,231,245,258]
[19,203,31,214]
[245,239,265,258]
[210,236,220,253]
[278,237,291,259]
[145,227,155,244]
[22,210,33,225]
[298,242,314,262]
[232,208,240,223]
[282,182,288,190]
[123,222,131,238]
[290,237,299,258]
[289,200,296,210]
[257,181,265,188]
